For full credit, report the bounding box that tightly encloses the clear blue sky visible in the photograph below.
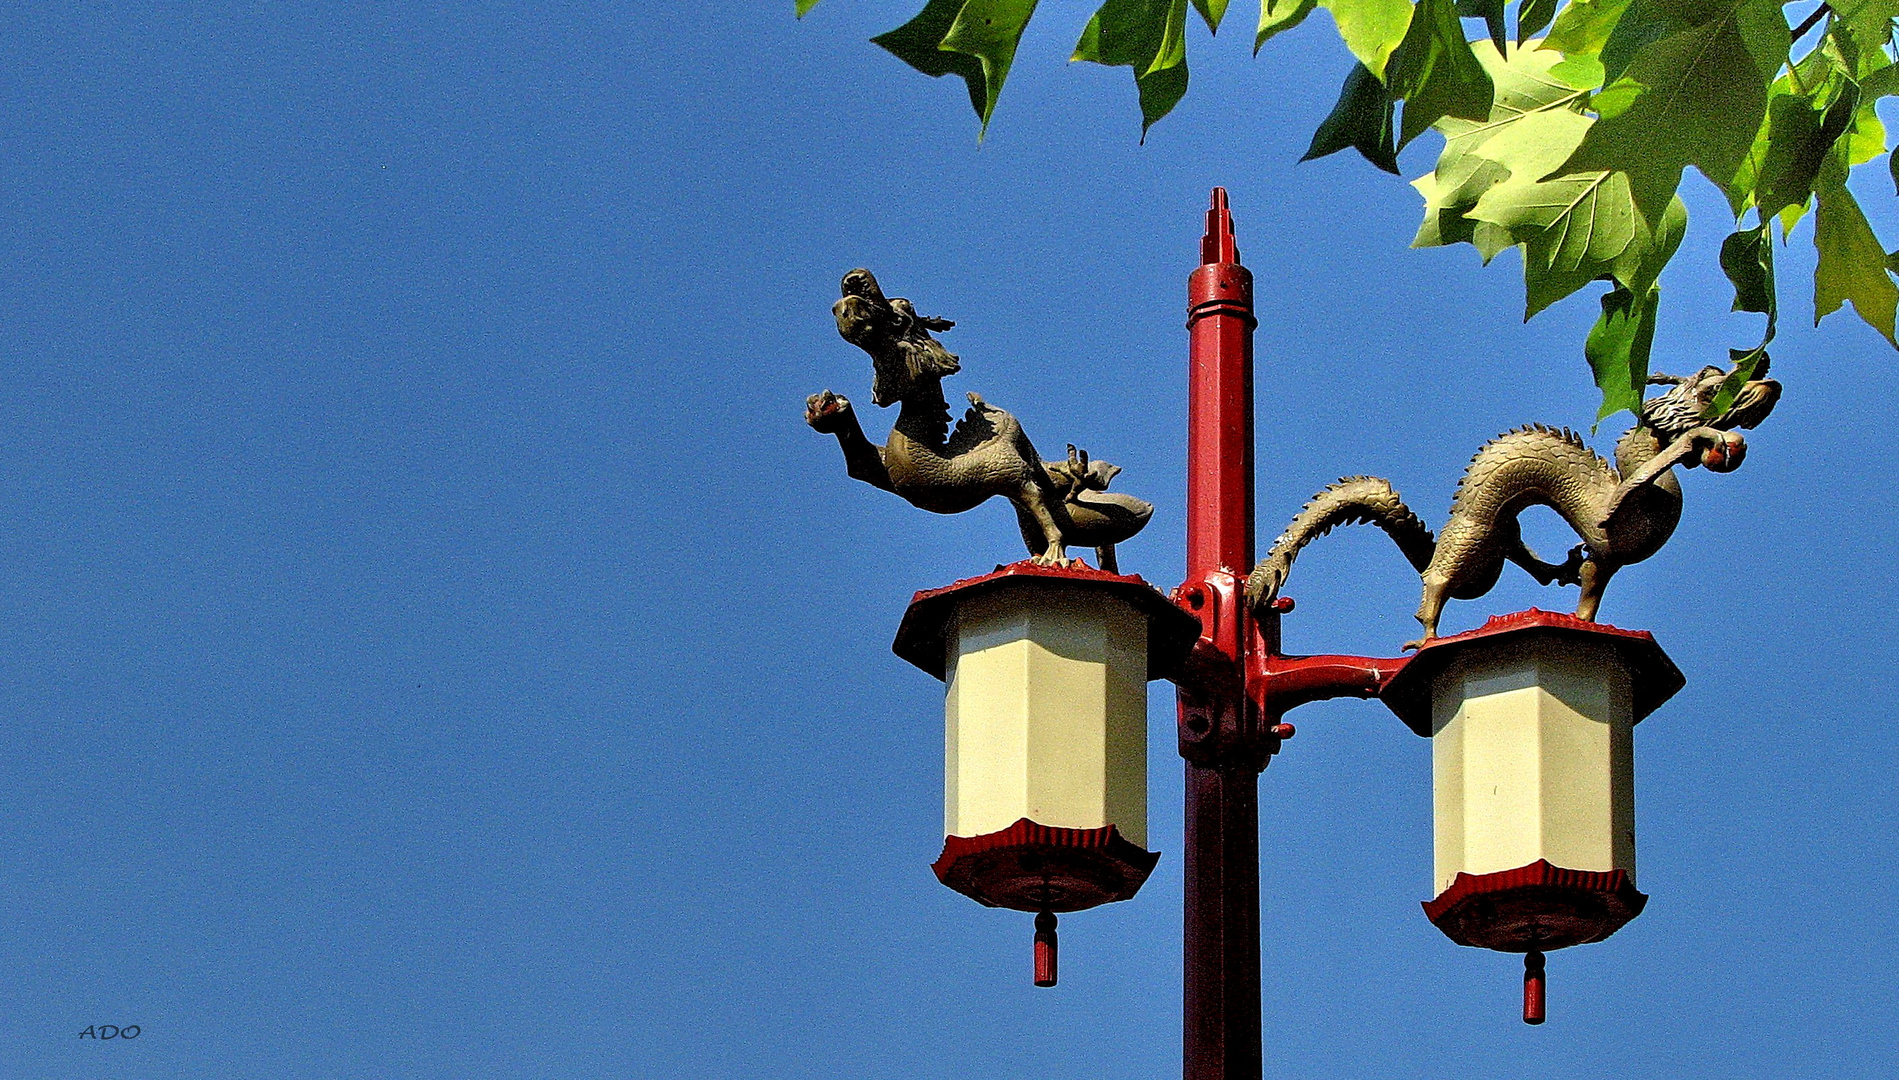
[1,4,1894,1078]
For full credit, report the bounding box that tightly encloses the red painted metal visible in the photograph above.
[1523,951,1547,1025]
[1185,188,1257,584]
[1178,190,1266,1080]
[1034,911,1059,987]
[1254,651,1407,718]
[1175,190,1410,1080]
[1422,859,1649,951]
[1379,608,1685,737]
[932,818,1161,913]
[893,559,1201,683]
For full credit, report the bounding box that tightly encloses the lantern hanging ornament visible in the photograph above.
[1381,609,1684,1023]
[895,562,1199,985]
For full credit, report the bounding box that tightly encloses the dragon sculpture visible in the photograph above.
[1244,359,1782,648]
[805,268,1153,571]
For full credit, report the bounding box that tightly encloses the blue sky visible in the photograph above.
[0,3,1894,1078]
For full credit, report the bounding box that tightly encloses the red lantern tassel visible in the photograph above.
[1033,911,1057,987]
[1523,950,1546,1025]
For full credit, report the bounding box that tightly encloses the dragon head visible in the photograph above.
[1639,356,1781,471]
[833,269,961,407]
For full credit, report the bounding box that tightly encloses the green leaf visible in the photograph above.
[1891,144,1899,194]
[1539,0,1630,87]
[1257,0,1319,50]
[1736,86,1861,225]
[1517,0,1559,44]
[1319,0,1414,79]
[1720,219,1777,362]
[1546,53,1607,90]
[1410,39,1583,249]
[1814,154,1899,347]
[1844,98,1889,164]
[1709,348,1770,417]
[1413,170,1487,246]
[797,0,822,17]
[1721,224,1776,314]
[1461,105,1641,314]
[1542,0,1632,57]
[939,0,1044,133]
[1585,283,1661,423]
[1390,0,1495,147]
[1829,0,1899,63]
[1863,59,1899,99]
[1304,63,1401,171]
[1074,0,1192,134]
[1412,33,1690,317]
[1632,191,1688,292]
[1454,0,1507,51]
[1194,0,1232,31]
[1512,189,1683,317]
[872,0,1006,126]
[1593,0,1706,84]
[1555,0,1791,223]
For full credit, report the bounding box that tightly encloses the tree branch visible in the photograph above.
[1791,3,1832,45]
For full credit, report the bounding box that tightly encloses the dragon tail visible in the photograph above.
[1244,476,1435,614]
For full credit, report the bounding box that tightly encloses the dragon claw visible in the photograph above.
[805,389,853,433]
[1548,545,1587,587]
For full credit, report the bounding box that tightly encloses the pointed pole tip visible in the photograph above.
[1201,188,1239,266]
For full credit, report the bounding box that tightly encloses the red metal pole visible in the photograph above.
[1179,188,1268,1080]
[1186,189,1257,582]
[1175,189,1406,1080]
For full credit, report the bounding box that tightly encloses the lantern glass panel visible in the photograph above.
[944,585,1148,845]
[1430,637,1636,894]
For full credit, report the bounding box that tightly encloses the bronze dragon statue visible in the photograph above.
[805,269,1153,571]
[1244,359,1782,648]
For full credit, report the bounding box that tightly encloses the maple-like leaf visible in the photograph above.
[1074,0,1192,135]
[1461,105,1653,315]
[1388,0,1494,148]
[874,0,1042,135]
[1556,0,1791,223]
[1305,63,1401,172]
[1412,39,1588,251]
[1318,0,1413,80]
[1256,0,1317,52]
[1814,153,1899,347]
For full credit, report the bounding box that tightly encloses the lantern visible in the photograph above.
[1381,609,1683,1022]
[893,561,1199,985]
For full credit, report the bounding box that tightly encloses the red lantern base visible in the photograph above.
[1422,859,1648,952]
[932,818,1160,913]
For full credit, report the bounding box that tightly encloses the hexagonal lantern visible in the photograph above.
[893,561,1199,986]
[1382,609,1684,1022]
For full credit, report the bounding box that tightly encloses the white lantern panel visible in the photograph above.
[1431,637,1635,895]
[945,584,1148,846]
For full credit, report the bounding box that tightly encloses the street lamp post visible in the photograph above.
[1175,188,1408,1080]
[810,186,1763,1080]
